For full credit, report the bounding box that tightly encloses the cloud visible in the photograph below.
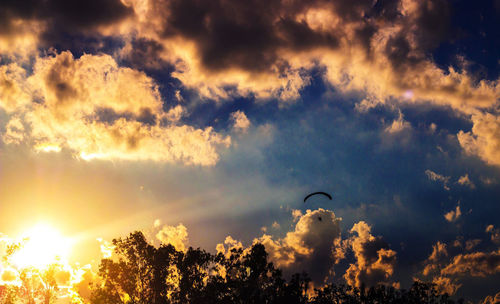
[1,51,231,165]
[343,221,397,288]
[420,241,462,295]
[486,225,500,245]
[421,236,500,295]
[72,265,97,302]
[252,208,342,284]
[458,113,500,167]
[465,239,481,251]
[108,0,498,110]
[444,204,461,222]
[384,111,411,134]
[441,250,500,277]
[1,0,499,168]
[165,105,186,123]
[291,209,303,222]
[230,110,251,133]
[425,169,450,190]
[0,267,19,285]
[2,116,25,145]
[0,0,133,56]
[0,63,31,111]
[0,19,42,58]
[97,238,115,259]
[482,291,500,304]
[457,174,475,189]
[217,211,400,288]
[430,276,461,296]
[156,224,189,252]
[216,236,243,257]
[422,241,448,276]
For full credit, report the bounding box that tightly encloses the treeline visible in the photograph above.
[89,231,461,304]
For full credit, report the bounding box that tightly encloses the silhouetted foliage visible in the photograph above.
[89,231,460,304]
[311,282,457,304]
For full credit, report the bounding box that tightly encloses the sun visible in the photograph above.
[10,223,73,269]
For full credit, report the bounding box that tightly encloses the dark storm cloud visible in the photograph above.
[121,38,167,69]
[383,0,452,70]
[46,0,133,30]
[157,0,342,72]
[411,0,451,50]
[0,0,133,46]
[149,0,453,73]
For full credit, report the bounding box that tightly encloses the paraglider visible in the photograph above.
[303,191,332,203]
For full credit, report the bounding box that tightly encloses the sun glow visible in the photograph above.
[10,223,73,269]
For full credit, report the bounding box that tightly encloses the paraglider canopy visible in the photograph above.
[303,191,332,203]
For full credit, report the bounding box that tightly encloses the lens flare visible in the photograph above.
[10,223,72,269]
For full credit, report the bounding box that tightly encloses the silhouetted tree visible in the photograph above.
[204,244,297,304]
[173,247,213,304]
[90,231,179,304]
[88,231,459,304]
[311,282,456,304]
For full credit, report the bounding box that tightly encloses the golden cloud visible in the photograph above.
[444,205,461,222]
[0,63,31,112]
[344,221,397,288]
[218,209,342,285]
[422,241,448,276]
[112,0,500,166]
[482,291,500,304]
[123,0,500,110]
[421,237,500,295]
[458,113,500,166]
[230,110,251,133]
[1,51,231,165]
[1,0,498,166]
[156,223,189,252]
[0,19,43,58]
[441,250,500,277]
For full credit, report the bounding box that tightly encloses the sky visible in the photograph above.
[0,0,499,302]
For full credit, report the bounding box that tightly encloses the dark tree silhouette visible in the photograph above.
[90,231,180,304]
[88,231,460,304]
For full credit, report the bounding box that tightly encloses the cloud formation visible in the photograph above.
[156,223,189,252]
[0,0,499,166]
[457,174,475,189]
[422,233,500,296]
[102,0,497,111]
[425,169,450,190]
[1,51,230,165]
[216,209,399,288]
[230,110,251,133]
[115,0,500,166]
[255,209,342,284]
[343,221,397,288]
[444,205,461,222]
[458,113,500,167]
[441,250,500,277]
[0,0,133,56]
[486,225,500,245]
[482,291,500,304]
